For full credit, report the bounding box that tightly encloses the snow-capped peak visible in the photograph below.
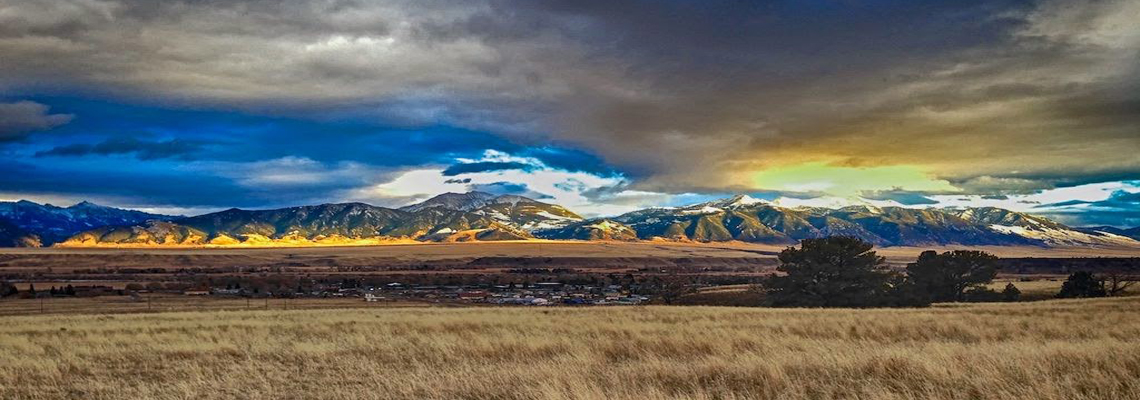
[718,194,766,208]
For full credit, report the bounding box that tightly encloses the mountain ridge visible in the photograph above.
[0,200,176,246]
[9,193,1137,248]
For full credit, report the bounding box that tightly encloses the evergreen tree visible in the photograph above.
[906,250,999,302]
[762,237,898,308]
[1056,272,1107,298]
[1001,283,1021,302]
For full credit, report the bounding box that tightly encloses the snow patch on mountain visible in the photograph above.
[681,206,724,215]
[990,224,1140,247]
[588,220,631,232]
[534,211,580,221]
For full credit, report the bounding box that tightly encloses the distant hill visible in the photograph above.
[1078,226,1140,241]
[608,196,1040,246]
[0,217,41,247]
[0,200,175,245]
[21,192,1140,248]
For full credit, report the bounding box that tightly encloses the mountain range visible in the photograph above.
[2,192,1137,248]
[0,200,175,246]
[58,193,581,247]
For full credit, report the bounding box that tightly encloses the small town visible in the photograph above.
[7,281,655,306]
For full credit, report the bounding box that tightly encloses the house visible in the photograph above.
[73,285,116,297]
[364,293,384,302]
[183,289,210,296]
[457,291,488,301]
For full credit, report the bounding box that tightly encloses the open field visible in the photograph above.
[2,297,1139,399]
[0,241,778,275]
[2,241,1134,307]
[3,241,1137,274]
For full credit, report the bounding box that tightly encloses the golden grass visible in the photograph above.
[2,298,1139,399]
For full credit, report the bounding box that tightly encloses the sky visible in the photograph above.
[1,0,1138,226]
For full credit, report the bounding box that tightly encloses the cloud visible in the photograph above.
[1031,189,1140,227]
[470,182,539,197]
[750,163,956,196]
[442,161,533,176]
[0,101,73,141]
[35,137,202,160]
[356,149,637,216]
[861,191,939,206]
[0,0,1136,216]
[920,180,1140,226]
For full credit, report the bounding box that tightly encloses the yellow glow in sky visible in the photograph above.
[751,162,957,196]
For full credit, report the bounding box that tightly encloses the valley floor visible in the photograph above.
[1,297,1138,399]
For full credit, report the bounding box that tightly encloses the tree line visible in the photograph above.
[759,236,1135,308]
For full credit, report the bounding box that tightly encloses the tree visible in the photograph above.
[1102,272,1136,297]
[906,250,999,302]
[1001,283,1021,302]
[0,281,17,298]
[762,236,899,308]
[882,274,933,307]
[1055,272,1107,298]
[648,274,692,305]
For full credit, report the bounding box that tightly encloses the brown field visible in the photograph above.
[0,294,447,317]
[3,241,1137,273]
[1,297,1138,399]
[0,241,778,275]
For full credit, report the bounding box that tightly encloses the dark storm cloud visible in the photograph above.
[0,159,258,208]
[469,182,534,197]
[1036,190,1140,228]
[0,157,390,209]
[0,101,73,141]
[442,161,533,176]
[0,0,1137,209]
[517,147,624,177]
[36,137,203,160]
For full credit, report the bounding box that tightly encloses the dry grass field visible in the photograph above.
[2,297,1138,400]
[4,241,1138,272]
